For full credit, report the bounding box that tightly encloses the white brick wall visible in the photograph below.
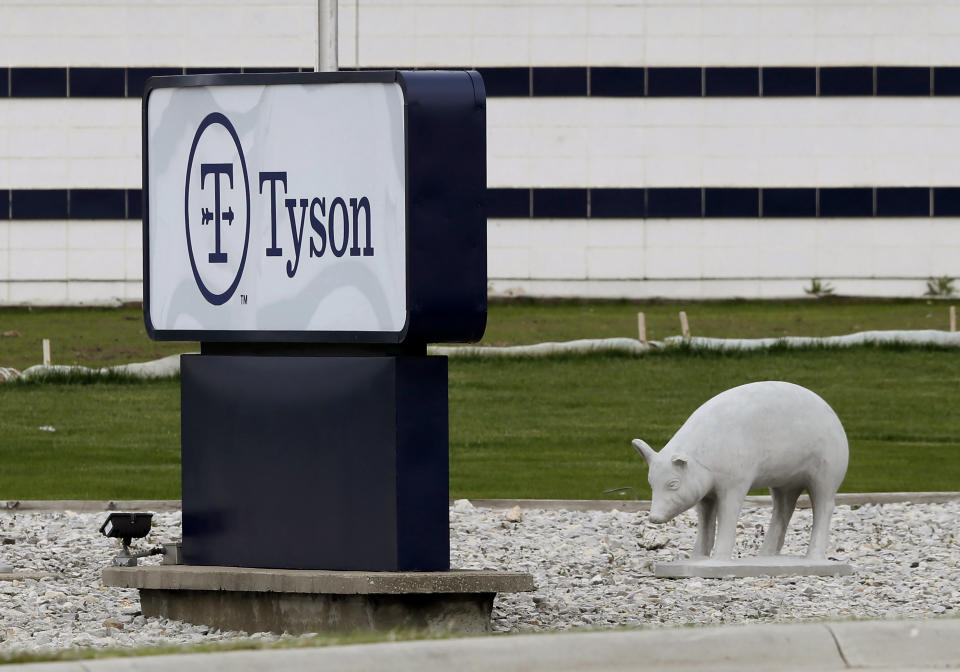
[487,277,937,300]
[488,217,960,298]
[0,100,140,189]
[489,98,960,189]
[3,0,960,303]
[0,220,141,304]
[353,0,960,68]
[14,95,960,196]
[0,0,330,68]
[4,1,960,69]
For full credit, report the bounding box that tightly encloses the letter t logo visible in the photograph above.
[200,163,235,263]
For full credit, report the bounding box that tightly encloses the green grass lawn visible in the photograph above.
[0,379,180,499]
[0,346,956,500]
[481,297,958,345]
[0,298,956,370]
[0,307,190,372]
[450,347,960,499]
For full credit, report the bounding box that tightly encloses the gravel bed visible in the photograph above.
[1,501,958,655]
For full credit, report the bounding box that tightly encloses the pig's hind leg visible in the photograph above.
[806,485,836,560]
[693,496,717,557]
[759,486,802,556]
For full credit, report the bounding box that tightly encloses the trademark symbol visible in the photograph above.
[240,294,248,305]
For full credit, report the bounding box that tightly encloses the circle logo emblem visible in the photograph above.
[184,112,251,305]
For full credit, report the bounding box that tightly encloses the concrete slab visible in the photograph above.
[655,556,853,578]
[0,621,851,672]
[103,566,534,635]
[829,618,960,668]
[4,618,959,671]
[103,565,534,594]
[0,500,182,513]
[0,571,54,581]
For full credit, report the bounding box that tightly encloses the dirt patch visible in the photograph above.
[71,347,152,363]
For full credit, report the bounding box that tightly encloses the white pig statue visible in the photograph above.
[632,381,848,560]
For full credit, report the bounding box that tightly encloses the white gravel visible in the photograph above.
[1,501,958,655]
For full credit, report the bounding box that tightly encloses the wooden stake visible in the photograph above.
[679,311,691,339]
[951,305,957,333]
[42,339,51,366]
[637,312,647,344]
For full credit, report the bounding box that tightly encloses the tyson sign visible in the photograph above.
[143,71,487,344]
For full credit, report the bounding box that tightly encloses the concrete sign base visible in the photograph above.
[102,565,533,635]
[655,556,853,578]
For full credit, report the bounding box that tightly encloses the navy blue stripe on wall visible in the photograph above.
[591,189,645,218]
[127,68,184,98]
[820,188,873,217]
[761,68,816,96]
[934,68,960,96]
[475,67,529,96]
[648,188,702,217]
[648,68,701,97]
[933,188,960,216]
[876,187,929,216]
[532,67,586,96]
[71,189,126,219]
[11,68,66,97]
[4,66,959,98]
[487,188,530,218]
[489,187,949,219]
[126,189,142,220]
[184,67,242,76]
[878,67,930,96]
[12,190,68,219]
[705,188,759,217]
[5,189,135,219]
[590,68,644,97]
[2,187,957,220]
[762,188,816,217]
[820,67,874,96]
[706,68,759,96]
[70,68,125,97]
[532,189,588,218]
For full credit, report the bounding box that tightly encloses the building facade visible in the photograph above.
[2,0,959,303]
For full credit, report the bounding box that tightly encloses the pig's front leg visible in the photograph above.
[693,496,717,557]
[710,489,746,559]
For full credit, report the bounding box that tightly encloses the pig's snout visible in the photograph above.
[648,493,686,524]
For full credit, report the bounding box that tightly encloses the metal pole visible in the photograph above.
[318,0,338,72]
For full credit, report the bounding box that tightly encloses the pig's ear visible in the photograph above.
[632,439,657,465]
[671,455,688,467]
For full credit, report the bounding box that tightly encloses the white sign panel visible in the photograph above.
[146,81,406,335]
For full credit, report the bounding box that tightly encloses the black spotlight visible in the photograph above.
[99,512,162,567]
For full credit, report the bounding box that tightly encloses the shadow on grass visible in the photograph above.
[10,371,180,386]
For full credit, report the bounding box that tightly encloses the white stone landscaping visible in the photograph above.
[0,501,957,655]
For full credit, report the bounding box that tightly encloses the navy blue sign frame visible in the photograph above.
[142,70,487,345]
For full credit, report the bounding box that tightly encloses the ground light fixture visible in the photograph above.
[99,512,165,567]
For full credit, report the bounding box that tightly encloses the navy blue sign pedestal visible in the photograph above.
[181,354,449,571]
